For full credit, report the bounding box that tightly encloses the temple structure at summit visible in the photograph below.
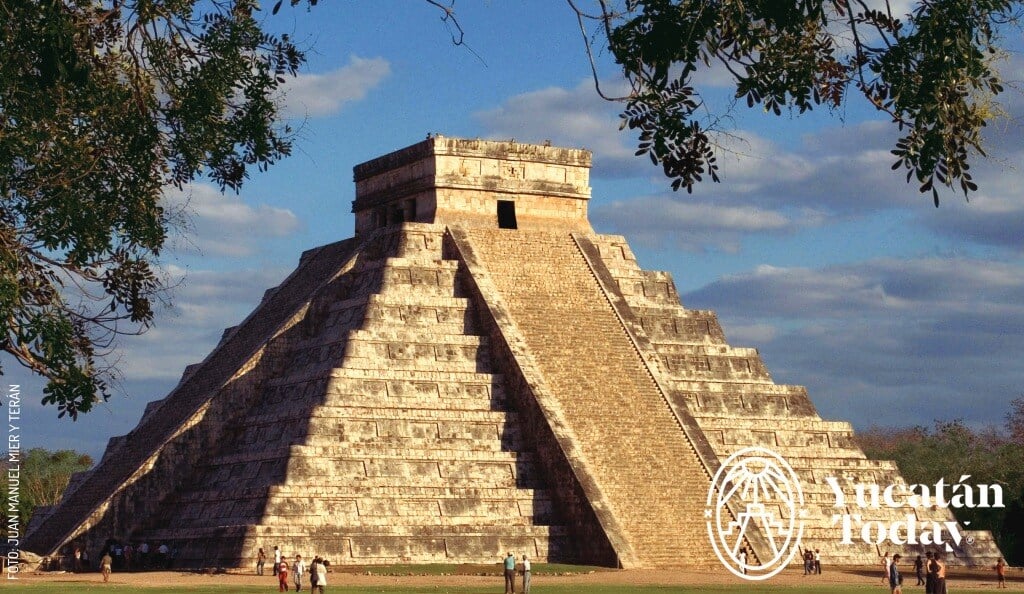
[24,136,1002,569]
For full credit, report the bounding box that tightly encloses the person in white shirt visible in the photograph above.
[293,555,306,592]
[521,554,531,593]
[313,557,327,594]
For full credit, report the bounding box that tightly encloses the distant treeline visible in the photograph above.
[1,448,94,537]
[857,397,1024,565]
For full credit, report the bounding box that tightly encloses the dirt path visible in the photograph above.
[16,566,1023,590]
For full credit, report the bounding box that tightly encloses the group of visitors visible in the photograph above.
[255,547,534,593]
[259,546,328,593]
[91,540,175,571]
[884,550,949,594]
[502,551,531,594]
[802,548,822,575]
[881,551,1015,593]
[73,538,177,581]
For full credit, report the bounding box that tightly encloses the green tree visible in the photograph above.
[0,0,304,418]
[568,0,1021,204]
[0,448,93,533]
[858,417,1024,564]
[1007,395,1024,444]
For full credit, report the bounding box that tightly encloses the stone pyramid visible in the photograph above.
[24,136,1001,569]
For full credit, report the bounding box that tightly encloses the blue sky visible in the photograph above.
[7,2,1024,460]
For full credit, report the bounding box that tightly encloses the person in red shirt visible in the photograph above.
[278,560,290,592]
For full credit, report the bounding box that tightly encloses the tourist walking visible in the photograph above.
[138,541,150,569]
[111,542,124,570]
[889,554,903,594]
[293,554,306,592]
[925,552,937,594]
[521,554,531,593]
[312,556,327,594]
[881,551,891,585]
[914,554,925,586]
[257,547,267,575]
[100,551,113,583]
[278,559,290,592]
[503,552,516,594]
[814,548,821,574]
[934,553,947,594]
[274,545,282,576]
[996,557,1008,589]
[309,557,320,592]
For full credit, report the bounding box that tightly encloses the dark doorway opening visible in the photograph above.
[497,200,518,229]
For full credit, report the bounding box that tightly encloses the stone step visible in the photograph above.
[188,458,543,490]
[170,508,554,529]
[657,352,772,382]
[346,329,484,344]
[360,293,474,332]
[272,475,548,490]
[199,442,532,467]
[671,380,809,395]
[341,355,488,373]
[282,498,554,521]
[342,337,489,370]
[305,405,514,423]
[305,428,521,450]
[654,343,760,358]
[286,444,530,462]
[630,309,728,345]
[137,522,566,540]
[235,404,513,431]
[329,366,503,384]
[319,295,473,334]
[698,417,854,432]
[312,393,505,412]
[169,484,554,503]
[187,471,548,493]
[610,273,681,308]
[366,293,470,308]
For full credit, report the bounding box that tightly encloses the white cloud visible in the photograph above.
[163,183,302,257]
[121,266,292,381]
[280,56,391,119]
[684,257,1024,429]
[594,195,809,252]
[474,79,642,178]
[919,187,1024,252]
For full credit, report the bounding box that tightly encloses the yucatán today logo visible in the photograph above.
[706,446,806,580]
[706,446,1004,581]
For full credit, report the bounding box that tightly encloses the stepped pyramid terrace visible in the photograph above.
[24,136,1003,570]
